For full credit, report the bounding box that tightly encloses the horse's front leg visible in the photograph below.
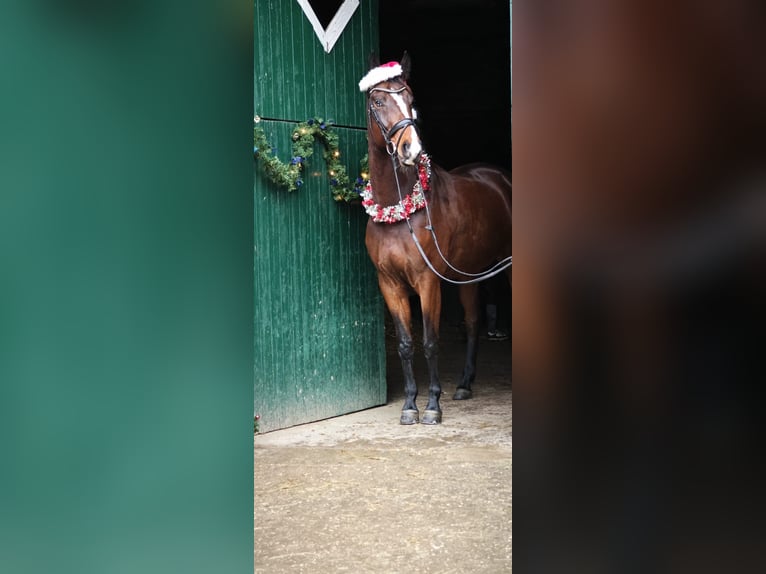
[378,277,419,424]
[454,283,479,400]
[419,278,443,424]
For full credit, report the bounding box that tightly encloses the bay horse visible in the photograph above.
[359,53,512,425]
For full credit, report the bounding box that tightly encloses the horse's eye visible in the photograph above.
[374,99,383,107]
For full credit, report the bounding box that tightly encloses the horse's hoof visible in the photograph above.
[453,388,473,400]
[400,409,419,425]
[421,410,442,425]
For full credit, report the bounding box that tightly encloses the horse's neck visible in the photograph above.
[367,147,419,206]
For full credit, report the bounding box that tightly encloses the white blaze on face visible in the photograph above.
[391,92,409,118]
[391,92,422,162]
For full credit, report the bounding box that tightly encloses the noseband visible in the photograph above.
[368,85,418,157]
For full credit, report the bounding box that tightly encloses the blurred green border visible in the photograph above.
[0,3,254,572]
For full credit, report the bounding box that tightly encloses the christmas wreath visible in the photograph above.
[254,116,369,202]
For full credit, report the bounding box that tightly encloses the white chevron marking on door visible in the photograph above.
[296,0,360,53]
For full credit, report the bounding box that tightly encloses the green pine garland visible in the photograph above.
[254,116,369,202]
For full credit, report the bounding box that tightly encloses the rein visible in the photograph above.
[366,85,512,285]
[391,152,512,285]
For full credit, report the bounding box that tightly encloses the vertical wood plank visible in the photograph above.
[255,0,378,127]
[254,0,382,433]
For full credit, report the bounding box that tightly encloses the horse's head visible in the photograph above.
[359,53,423,166]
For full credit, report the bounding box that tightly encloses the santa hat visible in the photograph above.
[358,61,403,92]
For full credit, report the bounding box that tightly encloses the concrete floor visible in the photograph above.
[255,325,512,573]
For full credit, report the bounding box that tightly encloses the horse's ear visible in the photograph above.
[401,51,412,80]
[369,51,380,69]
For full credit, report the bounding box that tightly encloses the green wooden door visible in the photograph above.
[254,0,385,433]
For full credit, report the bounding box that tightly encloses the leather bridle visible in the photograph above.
[367,85,418,157]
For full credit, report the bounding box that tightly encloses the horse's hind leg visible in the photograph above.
[454,283,480,400]
[419,277,443,424]
[379,277,419,424]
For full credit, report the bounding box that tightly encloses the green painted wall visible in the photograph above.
[254,0,385,433]
[254,0,378,126]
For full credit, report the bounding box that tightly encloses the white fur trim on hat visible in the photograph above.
[358,62,403,92]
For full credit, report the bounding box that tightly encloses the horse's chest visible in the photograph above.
[365,225,421,278]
